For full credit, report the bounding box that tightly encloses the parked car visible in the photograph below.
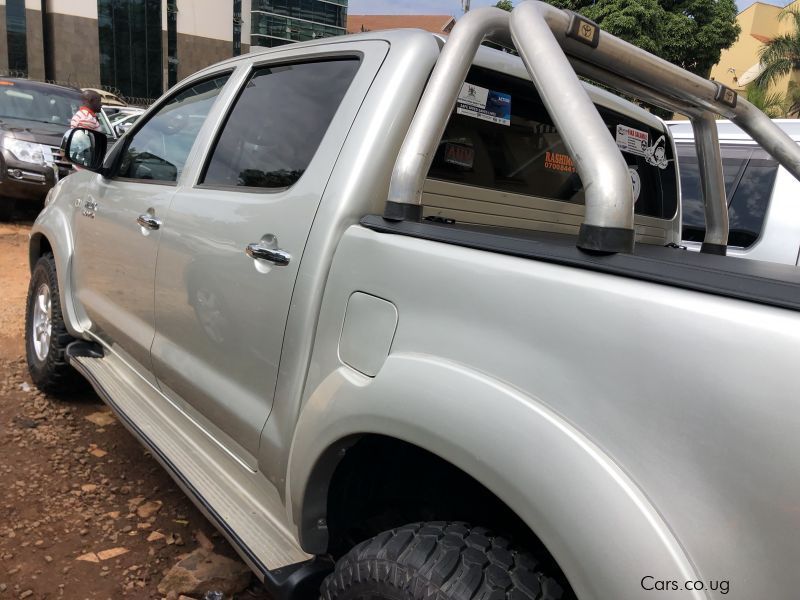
[26,3,800,600]
[109,111,142,137]
[0,78,117,219]
[669,119,800,264]
[0,78,79,219]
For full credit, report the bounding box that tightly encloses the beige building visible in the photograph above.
[711,1,800,96]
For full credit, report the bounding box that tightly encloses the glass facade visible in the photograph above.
[233,0,242,56]
[6,0,28,76]
[167,0,177,88]
[98,0,163,101]
[251,0,347,48]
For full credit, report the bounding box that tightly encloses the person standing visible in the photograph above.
[70,90,102,131]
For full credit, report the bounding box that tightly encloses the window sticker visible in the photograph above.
[456,83,511,126]
[616,124,649,156]
[644,135,669,169]
[629,167,641,203]
[544,150,576,173]
[444,142,475,168]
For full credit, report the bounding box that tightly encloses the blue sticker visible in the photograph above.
[456,83,511,126]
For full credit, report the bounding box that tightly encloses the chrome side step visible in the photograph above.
[66,342,329,600]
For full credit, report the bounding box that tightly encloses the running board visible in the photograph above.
[66,342,328,600]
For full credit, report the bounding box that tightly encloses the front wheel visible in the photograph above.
[321,522,571,600]
[25,253,78,393]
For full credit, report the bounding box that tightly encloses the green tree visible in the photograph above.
[495,0,514,10]
[754,8,800,91]
[547,0,740,77]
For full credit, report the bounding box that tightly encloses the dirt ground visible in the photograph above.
[0,210,268,599]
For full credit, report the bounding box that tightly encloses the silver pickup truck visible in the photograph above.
[24,3,800,599]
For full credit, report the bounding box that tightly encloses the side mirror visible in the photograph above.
[61,128,107,171]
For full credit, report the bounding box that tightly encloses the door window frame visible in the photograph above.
[190,46,370,194]
[192,51,363,195]
[106,70,235,187]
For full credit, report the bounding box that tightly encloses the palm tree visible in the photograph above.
[754,8,800,90]
[745,83,787,118]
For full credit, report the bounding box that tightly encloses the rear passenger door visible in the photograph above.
[150,43,388,465]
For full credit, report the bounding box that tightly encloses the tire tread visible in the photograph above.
[25,252,79,393]
[321,522,567,600]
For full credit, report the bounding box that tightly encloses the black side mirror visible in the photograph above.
[61,128,107,172]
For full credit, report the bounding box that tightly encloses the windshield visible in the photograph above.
[0,81,81,127]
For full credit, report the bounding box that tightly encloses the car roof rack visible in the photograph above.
[385,1,800,255]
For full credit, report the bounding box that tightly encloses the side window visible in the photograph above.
[118,74,230,182]
[201,59,359,189]
[677,144,777,247]
[727,156,778,247]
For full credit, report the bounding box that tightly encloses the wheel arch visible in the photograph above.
[28,211,84,337]
[288,353,706,600]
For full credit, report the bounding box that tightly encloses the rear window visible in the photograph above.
[428,66,678,220]
[677,144,779,248]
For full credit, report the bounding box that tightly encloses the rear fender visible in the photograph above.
[288,353,705,600]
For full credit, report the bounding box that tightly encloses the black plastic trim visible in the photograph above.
[577,223,635,254]
[700,242,727,256]
[65,342,332,600]
[359,215,800,312]
[383,201,422,222]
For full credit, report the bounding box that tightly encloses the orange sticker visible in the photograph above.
[0,81,15,86]
[544,151,576,173]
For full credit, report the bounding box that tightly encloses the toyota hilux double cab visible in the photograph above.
[24,3,800,599]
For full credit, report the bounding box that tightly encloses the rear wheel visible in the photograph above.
[321,522,571,600]
[25,253,79,393]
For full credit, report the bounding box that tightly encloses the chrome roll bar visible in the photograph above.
[385,0,800,255]
[386,7,512,221]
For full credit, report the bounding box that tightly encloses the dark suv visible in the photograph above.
[0,79,111,220]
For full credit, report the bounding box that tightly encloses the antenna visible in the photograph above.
[462,0,471,12]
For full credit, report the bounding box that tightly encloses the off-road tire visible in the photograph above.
[320,522,570,600]
[25,252,79,393]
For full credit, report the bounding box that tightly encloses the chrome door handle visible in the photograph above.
[137,214,161,230]
[245,242,291,266]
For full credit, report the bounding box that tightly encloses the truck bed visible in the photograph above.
[361,214,800,312]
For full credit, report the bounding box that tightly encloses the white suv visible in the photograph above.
[669,119,800,265]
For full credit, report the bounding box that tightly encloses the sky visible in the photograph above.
[347,0,787,16]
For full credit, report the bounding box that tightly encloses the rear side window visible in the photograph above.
[428,66,678,220]
[202,59,359,189]
[677,144,778,247]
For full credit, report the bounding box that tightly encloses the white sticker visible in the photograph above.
[628,167,641,203]
[616,124,649,156]
[644,135,669,170]
[458,83,489,108]
[456,82,511,126]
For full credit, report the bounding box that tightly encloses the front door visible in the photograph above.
[71,74,231,379]
[151,44,387,463]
